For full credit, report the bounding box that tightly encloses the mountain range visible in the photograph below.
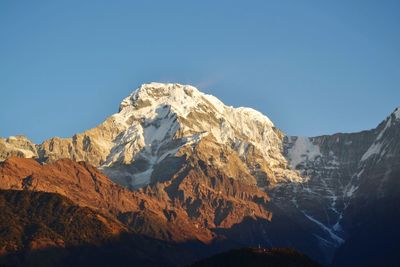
[1,82,399,266]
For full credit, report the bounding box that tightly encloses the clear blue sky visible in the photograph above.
[1,0,399,143]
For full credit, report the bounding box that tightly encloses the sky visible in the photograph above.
[0,0,399,143]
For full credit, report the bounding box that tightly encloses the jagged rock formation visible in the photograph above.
[0,135,37,160]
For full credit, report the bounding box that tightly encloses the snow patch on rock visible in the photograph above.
[361,141,383,162]
[302,212,344,245]
[393,107,400,120]
[287,136,322,169]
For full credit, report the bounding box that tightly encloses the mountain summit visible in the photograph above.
[0,83,301,189]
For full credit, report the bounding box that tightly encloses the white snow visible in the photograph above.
[356,169,364,178]
[132,167,154,187]
[345,185,358,197]
[292,197,344,245]
[302,212,344,245]
[361,142,381,161]
[332,221,342,232]
[235,107,274,127]
[202,93,227,114]
[377,117,392,141]
[287,136,321,168]
[394,107,400,120]
[360,108,400,162]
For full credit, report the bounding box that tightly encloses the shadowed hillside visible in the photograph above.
[190,247,321,267]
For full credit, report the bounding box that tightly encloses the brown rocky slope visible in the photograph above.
[0,156,271,248]
[0,189,212,267]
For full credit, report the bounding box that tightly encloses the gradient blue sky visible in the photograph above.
[1,1,399,143]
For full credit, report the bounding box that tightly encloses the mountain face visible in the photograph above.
[1,82,399,266]
[271,108,400,263]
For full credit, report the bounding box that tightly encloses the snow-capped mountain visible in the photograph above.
[1,83,399,266]
[0,83,301,189]
[103,82,304,188]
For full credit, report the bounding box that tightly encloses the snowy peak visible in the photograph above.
[119,83,219,118]
[106,83,295,188]
[120,83,205,113]
[118,83,277,150]
[119,82,274,127]
[112,82,282,164]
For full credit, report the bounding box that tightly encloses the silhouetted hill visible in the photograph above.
[190,247,321,267]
